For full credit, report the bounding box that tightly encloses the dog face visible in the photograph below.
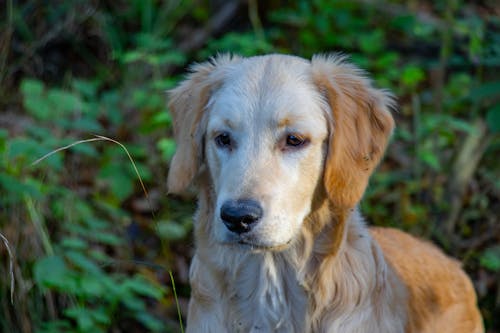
[167,54,394,251]
[204,56,328,249]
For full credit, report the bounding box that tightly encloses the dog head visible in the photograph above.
[167,54,394,250]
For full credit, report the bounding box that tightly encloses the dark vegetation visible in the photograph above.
[0,0,499,332]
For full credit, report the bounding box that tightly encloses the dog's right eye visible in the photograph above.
[215,132,232,148]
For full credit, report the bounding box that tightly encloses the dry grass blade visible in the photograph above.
[0,232,15,304]
[31,137,104,166]
[32,135,149,198]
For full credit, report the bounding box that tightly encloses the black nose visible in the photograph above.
[220,199,263,234]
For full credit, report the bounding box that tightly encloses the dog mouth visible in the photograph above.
[222,238,293,252]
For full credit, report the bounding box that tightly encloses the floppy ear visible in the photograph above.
[167,55,235,194]
[311,55,395,209]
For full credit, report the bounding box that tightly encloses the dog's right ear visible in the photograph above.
[167,56,234,194]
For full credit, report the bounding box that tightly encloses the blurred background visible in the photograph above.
[0,0,498,332]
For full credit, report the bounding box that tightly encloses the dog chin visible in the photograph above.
[220,234,293,252]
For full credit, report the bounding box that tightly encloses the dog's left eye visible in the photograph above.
[286,134,308,148]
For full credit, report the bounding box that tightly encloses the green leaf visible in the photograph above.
[69,140,99,157]
[62,116,103,132]
[157,138,176,161]
[418,149,440,171]
[124,275,165,299]
[470,81,500,102]
[20,79,44,97]
[61,237,88,250]
[402,65,425,89]
[98,166,134,201]
[9,137,63,170]
[90,307,111,325]
[38,320,72,333]
[486,104,500,133]
[65,251,102,275]
[22,81,52,120]
[47,89,84,114]
[34,255,70,288]
[135,312,164,332]
[480,246,500,272]
[157,220,188,240]
[82,217,108,230]
[150,110,172,128]
[79,275,105,297]
[0,174,42,202]
[359,30,385,54]
[121,294,146,312]
[65,307,100,332]
[73,79,98,98]
[90,232,123,246]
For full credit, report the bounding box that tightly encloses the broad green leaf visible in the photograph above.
[61,117,103,132]
[470,81,500,102]
[124,275,165,299]
[73,79,98,98]
[157,138,176,161]
[0,174,42,202]
[38,320,72,333]
[486,104,500,133]
[9,137,63,170]
[69,141,99,157]
[24,96,51,120]
[418,150,440,171]
[61,237,88,250]
[90,307,111,325]
[33,255,70,288]
[98,166,134,201]
[150,110,172,128]
[402,65,425,88]
[480,246,500,272]
[359,30,385,54]
[82,217,108,230]
[20,79,44,97]
[47,89,84,114]
[79,275,105,296]
[157,220,188,240]
[90,232,123,246]
[122,50,145,63]
[121,294,146,312]
[64,307,99,332]
[135,312,164,332]
[65,251,102,275]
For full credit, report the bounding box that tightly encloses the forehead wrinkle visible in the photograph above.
[209,56,325,134]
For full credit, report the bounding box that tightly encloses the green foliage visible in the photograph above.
[1,2,193,330]
[480,246,500,272]
[486,105,500,133]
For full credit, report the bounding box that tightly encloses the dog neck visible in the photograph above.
[300,203,407,331]
[190,190,407,332]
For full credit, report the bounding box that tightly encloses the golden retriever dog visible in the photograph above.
[167,54,483,333]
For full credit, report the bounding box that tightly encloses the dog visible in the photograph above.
[166,54,483,333]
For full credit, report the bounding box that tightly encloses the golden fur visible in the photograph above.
[167,54,483,332]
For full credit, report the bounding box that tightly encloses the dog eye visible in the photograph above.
[286,134,308,148]
[215,132,232,148]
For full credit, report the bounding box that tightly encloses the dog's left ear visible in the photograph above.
[311,55,395,209]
